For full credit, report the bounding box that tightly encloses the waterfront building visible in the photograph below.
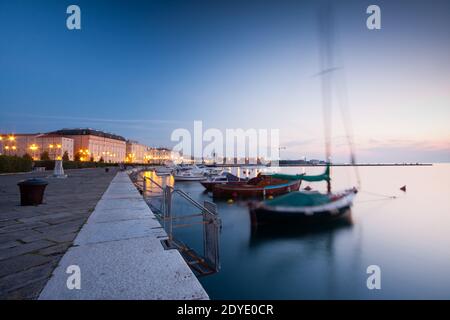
[1,129,174,164]
[51,129,126,163]
[146,147,177,164]
[126,140,148,163]
[0,133,74,160]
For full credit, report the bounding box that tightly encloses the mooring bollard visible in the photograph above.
[17,178,48,206]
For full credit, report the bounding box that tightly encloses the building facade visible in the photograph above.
[0,134,74,161]
[1,129,174,164]
[52,129,127,163]
[126,140,148,163]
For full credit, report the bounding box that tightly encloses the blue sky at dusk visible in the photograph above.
[0,0,449,162]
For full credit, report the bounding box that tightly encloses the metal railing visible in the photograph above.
[142,174,221,274]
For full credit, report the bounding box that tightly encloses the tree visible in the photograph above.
[74,151,81,162]
[22,153,33,161]
[99,156,104,163]
[40,151,50,161]
[62,151,70,161]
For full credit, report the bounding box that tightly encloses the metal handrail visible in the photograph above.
[143,175,216,216]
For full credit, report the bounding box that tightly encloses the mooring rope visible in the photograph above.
[358,189,398,199]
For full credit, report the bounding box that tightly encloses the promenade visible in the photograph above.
[39,172,208,299]
[0,168,117,299]
[1,168,208,300]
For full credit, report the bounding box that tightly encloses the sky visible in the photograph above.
[0,0,449,162]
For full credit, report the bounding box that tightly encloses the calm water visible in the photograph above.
[143,164,450,299]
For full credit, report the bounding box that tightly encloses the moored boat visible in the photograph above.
[155,166,173,176]
[174,171,206,181]
[249,188,357,226]
[200,172,244,191]
[212,174,301,199]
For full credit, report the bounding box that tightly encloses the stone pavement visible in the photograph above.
[0,167,117,299]
[39,172,209,300]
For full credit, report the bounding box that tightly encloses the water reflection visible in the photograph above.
[142,164,450,299]
[249,211,353,248]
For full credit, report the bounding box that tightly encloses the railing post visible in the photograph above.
[164,186,173,242]
[143,177,147,198]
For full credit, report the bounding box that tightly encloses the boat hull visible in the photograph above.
[200,181,228,191]
[174,175,206,181]
[212,180,301,199]
[249,190,355,226]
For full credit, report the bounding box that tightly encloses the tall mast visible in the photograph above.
[318,3,334,194]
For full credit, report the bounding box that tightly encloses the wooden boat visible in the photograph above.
[249,187,357,226]
[212,174,301,199]
[200,173,243,191]
[248,6,359,228]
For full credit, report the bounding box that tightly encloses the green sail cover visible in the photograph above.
[265,191,331,207]
[269,164,331,182]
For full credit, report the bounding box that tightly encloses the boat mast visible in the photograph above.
[318,4,334,194]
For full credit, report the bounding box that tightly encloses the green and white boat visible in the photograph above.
[249,5,359,227]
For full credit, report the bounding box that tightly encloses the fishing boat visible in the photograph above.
[212,174,301,199]
[200,172,244,191]
[249,5,359,227]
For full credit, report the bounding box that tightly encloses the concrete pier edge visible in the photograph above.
[38,171,209,300]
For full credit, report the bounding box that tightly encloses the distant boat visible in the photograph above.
[173,171,206,181]
[155,166,173,176]
[200,172,244,191]
[212,174,301,199]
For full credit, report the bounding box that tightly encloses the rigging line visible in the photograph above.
[335,68,361,189]
[359,189,397,199]
[318,1,361,190]
[318,2,334,193]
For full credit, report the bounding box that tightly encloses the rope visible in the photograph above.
[359,190,397,199]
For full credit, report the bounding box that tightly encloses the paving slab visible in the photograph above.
[0,167,118,299]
